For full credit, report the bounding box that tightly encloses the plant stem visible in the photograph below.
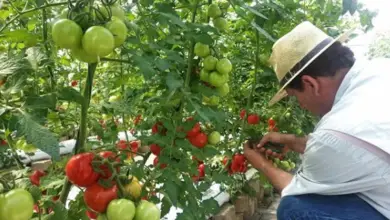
[238,30,260,146]
[0,1,72,33]
[59,63,97,204]
[42,7,56,90]
[5,135,24,169]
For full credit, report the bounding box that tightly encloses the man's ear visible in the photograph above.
[301,75,320,96]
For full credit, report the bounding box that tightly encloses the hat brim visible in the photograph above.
[268,28,356,107]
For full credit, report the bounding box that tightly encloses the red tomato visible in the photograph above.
[222,156,228,165]
[240,109,246,119]
[71,80,78,87]
[186,122,201,138]
[230,153,247,173]
[116,140,138,152]
[153,157,167,169]
[150,144,161,156]
[0,139,7,145]
[189,132,208,148]
[152,122,167,135]
[65,152,100,187]
[84,183,118,213]
[98,151,120,179]
[86,209,98,219]
[192,163,205,182]
[130,141,139,152]
[247,114,260,124]
[30,170,46,186]
[268,118,276,127]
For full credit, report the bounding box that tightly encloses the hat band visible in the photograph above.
[280,37,334,86]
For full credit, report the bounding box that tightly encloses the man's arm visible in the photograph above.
[244,143,293,192]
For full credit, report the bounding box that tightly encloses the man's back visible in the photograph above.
[282,57,390,219]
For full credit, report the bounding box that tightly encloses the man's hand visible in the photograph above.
[257,132,308,154]
[243,140,293,192]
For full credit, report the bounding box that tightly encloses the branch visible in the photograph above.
[0,1,72,33]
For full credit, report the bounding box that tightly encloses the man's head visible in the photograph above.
[285,41,355,116]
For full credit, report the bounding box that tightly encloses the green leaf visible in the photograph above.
[35,0,45,7]
[28,185,42,203]
[243,5,268,20]
[158,12,185,27]
[133,55,156,78]
[203,145,219,158]
[57,87,84,105]
[203,198,220,215]
[155,58,171,71]
[166,72,183,90]
[25,93,57,110]
[251,21,275,42]
[163,180,179,206]
[160,196,172,217]
[193,33,214,45]
[47,201,68,220]
[16,112,60,160]
[0,54,33,77]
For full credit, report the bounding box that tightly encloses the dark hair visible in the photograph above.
[286,41,356,91]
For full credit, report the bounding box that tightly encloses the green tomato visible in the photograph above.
[109,95,121,103]
[199,69,210,82]
[194,42,210,58]
[213,17,228,32]
[105,17,128,48]
[97,4,126,21]
[217,83,229,97]
[51,19,83,49]
[216,58,232,75]
[208,131,221,145]
[134,200,161,220]
[203,56,218,71]
[207,4,222,18]
[71,46,98,63]
[209,71,227,88]
[207,95,219,106]
[107,199,136,220]
[0,189,34,220]
[82,26,115,57]
[280,161,291,170]
[289,161,296,169]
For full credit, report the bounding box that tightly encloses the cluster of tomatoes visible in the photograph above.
[194,41,232,106]
[239,109,260,125]
[222,153,248,175]
[51,3,128,63]
[64,151,160,220]
[207,3,229,32]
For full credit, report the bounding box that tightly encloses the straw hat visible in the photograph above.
[267,21,355,106]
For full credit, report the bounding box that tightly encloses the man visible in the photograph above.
[244,21,390,220]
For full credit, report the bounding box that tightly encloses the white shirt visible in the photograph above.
[281,57,390,219]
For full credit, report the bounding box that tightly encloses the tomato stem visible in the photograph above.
[59,63,97,204]
[0,1,74,33]
[41,7,56,90]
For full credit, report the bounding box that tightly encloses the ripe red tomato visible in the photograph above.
[222,156,228,165]
[29,170,46,186]
[189,133,208,148]
[65,153,100,187]
[150,144,161,156]
[192,163,205,182]
[98,151,120,179]
[153,157,167,169]
[86,209,98,219]
[116,140,139,152]
[247,114,260,124]
[152,122,167,135]
[240,109,246,119]
[186,122,201,138]
[84,183,118,213]
[230,153,247,173]
[0,139,7,145]
[268,118,276,127]
[71,80,78,87]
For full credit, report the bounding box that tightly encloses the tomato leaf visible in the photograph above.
[202,198,220,215]
[25,93,57,110]
[57,87,84,105]
[47,201,68,220]
[28,185,42,203]
[160,196,172,217]
[0,54,33,77]
[155,58,171,71]
[133,55,156,78]
[158,12,185,28]
[166,72,183,90]
[243,5,268,20]
[193,33,214,45]
[162,179,179,206]
[16,112,60,160]
[251,21,276,42]
[35,0,45,7]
